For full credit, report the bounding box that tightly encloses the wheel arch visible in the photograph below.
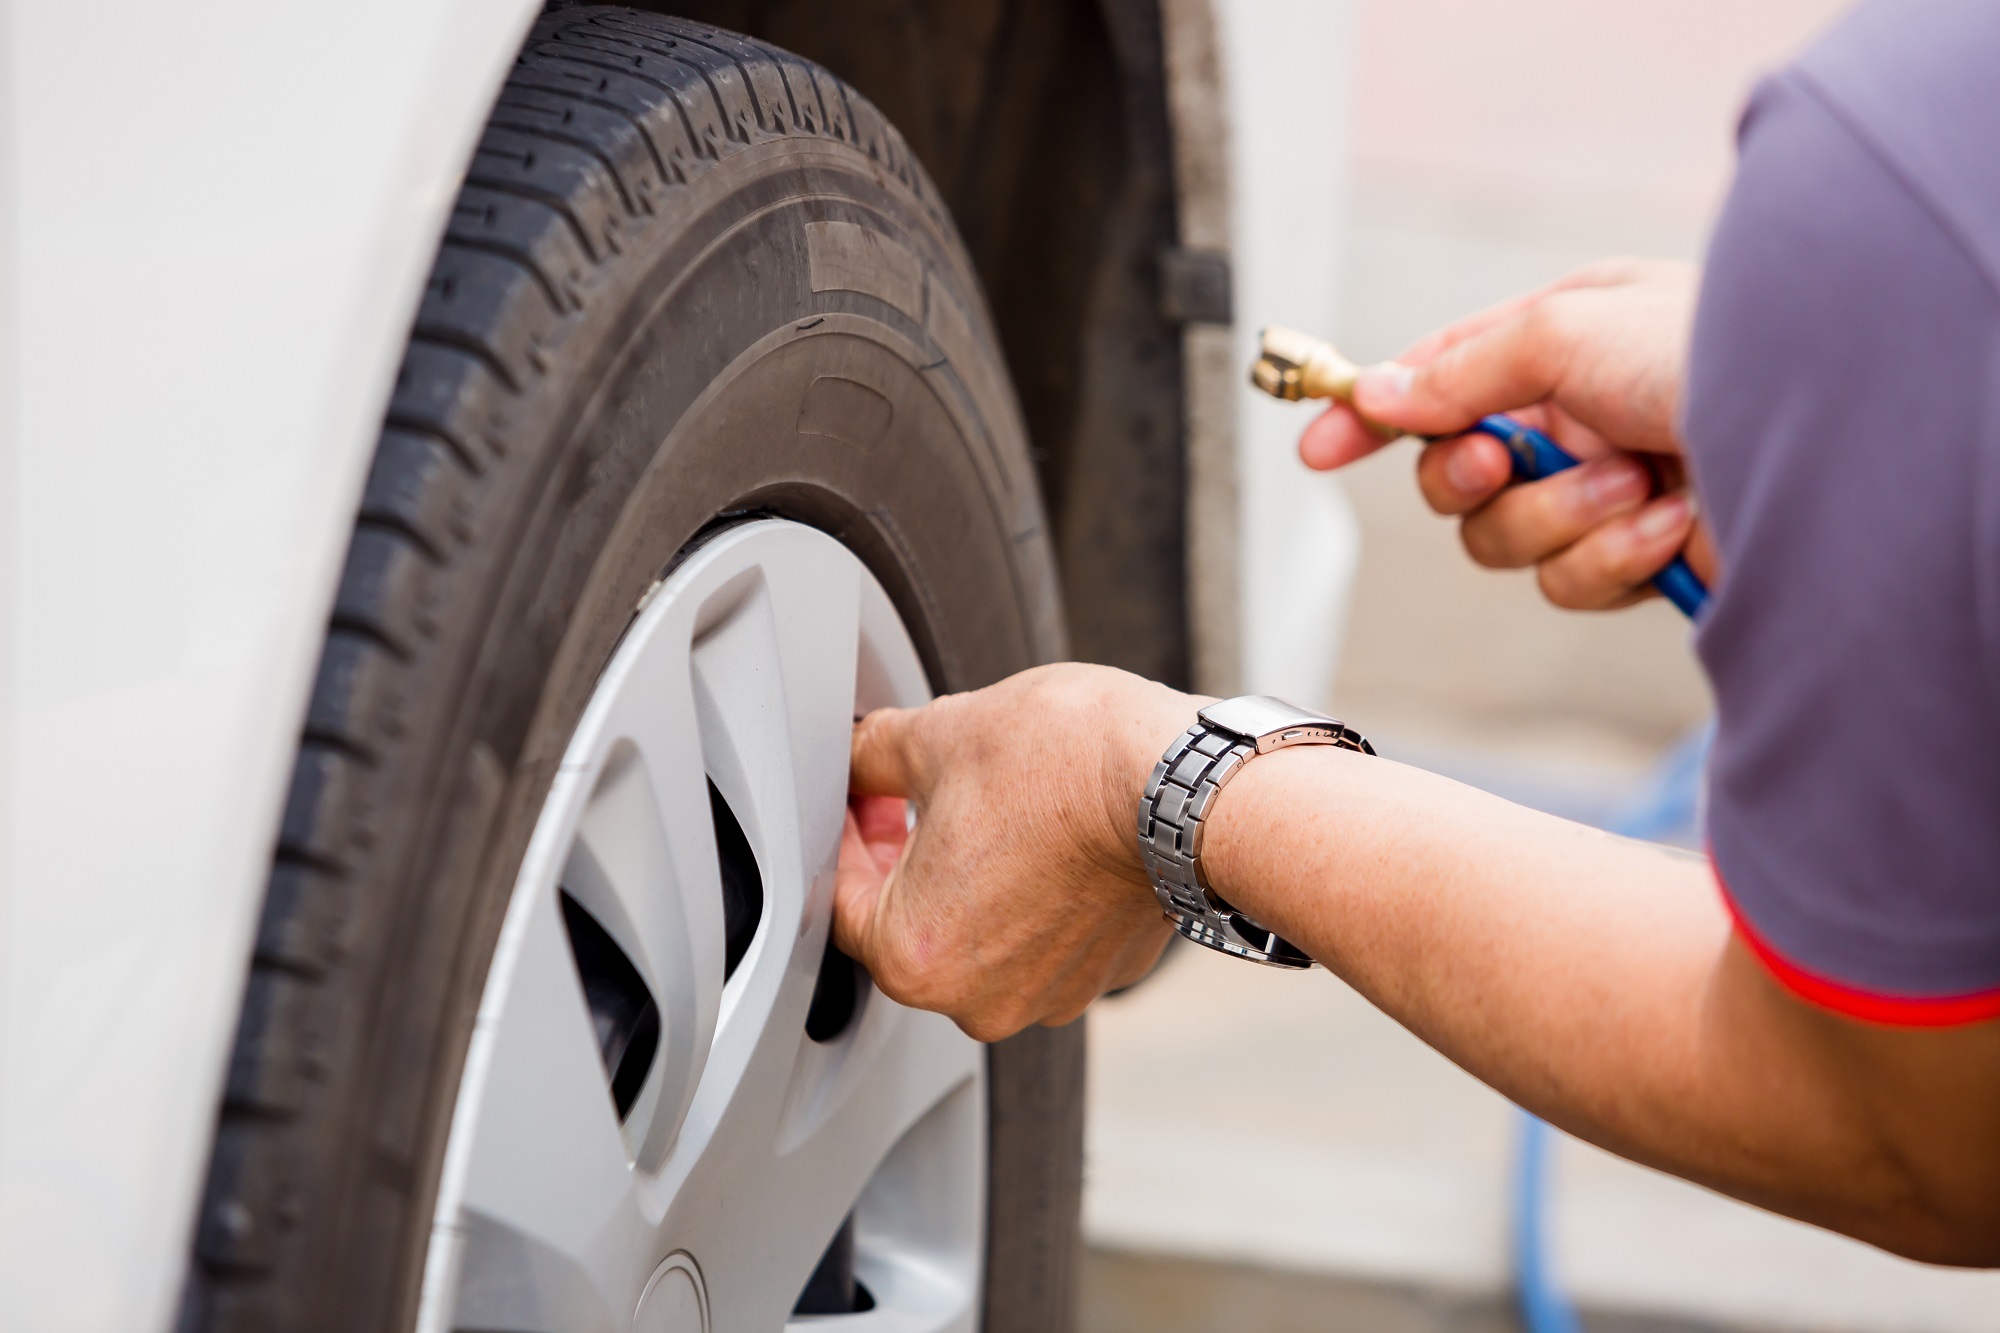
[0,0,1233,1324]
[642,0,1228,689]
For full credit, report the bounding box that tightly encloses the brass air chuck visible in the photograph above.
[1250,324,1363,402]
[1250,326,1398,436]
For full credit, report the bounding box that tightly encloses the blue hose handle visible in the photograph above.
[1467,414,1709,619]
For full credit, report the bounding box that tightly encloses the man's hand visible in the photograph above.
[832,663,1190,1041]
[1300,258,1716,609]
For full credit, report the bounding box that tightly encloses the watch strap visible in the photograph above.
[1137,723,1322,967]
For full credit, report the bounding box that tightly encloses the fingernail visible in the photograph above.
[1356,361,1414,404]
[1636,492,1692,541]
[1444,445,1488,495]
[1584,460,1648,509]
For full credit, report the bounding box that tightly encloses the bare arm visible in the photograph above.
[832,258,2000,1266]
[834,665,2000,1267]
[1206,742,2000,1266]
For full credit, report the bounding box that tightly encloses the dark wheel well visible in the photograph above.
[619,0,1193,686]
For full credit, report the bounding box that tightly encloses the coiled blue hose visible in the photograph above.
[1468,414,1709,619]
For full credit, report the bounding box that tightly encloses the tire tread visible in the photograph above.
[183,10,959,1328]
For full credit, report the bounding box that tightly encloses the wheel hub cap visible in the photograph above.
[416,521,984,1332]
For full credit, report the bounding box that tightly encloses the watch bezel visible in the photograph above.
[1197,694,1345,755]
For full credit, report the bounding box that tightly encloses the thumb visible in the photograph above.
[850,704,928,799]
[1352,307,1562,437]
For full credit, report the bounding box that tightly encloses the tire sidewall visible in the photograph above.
[325,129,1069,1326]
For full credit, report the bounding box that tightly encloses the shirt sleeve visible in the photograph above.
[1684,69,2000,1023]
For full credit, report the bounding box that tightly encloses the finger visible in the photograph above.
[850,793,909,877]
[1545,255,1653,295]
[1535,491,1695,610]
[1394,259,1646,368]
[1352,300,1574,437]
[1384,256,1664,386]
[849,705,927,798]
[1414,434,1514,515]
[1397,286,1548,366]
[1458,455,1653,569]
[831,808,890,963]
[1299,403,1398,471]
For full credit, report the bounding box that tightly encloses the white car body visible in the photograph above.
[0,1,1358,1327]
[0,3,540,1324]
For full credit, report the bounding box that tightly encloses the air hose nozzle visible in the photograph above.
[1250,325,1364,403]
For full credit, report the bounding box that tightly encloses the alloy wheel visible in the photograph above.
[415,520,983,1333]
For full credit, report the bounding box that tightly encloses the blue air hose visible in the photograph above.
[1468,415,1709,619]
[1513,1112,1583,1333]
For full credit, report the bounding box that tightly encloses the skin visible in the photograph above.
[1300,257,1718,607]
[831,261,2000,1267]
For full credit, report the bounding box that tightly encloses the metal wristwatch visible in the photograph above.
[1137,695,1374,968]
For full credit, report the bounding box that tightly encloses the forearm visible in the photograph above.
[1198,746,2000,1261]
[845,664,2000,1263]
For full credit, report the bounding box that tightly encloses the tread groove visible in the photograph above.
[485,106,649,219]
[403,329,524,396]
[461,153,609,263]
[516,44,739,172]
[436,234,571,319]
[675,31,783,132]
[610,39,751,148]
[499,84,679,197]
[379,417,483,478]
[320,614,413,665]
[380,414,483,474]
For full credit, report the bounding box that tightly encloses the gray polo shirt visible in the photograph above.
[1685,0,2000,1022]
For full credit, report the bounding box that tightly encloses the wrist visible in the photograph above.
[1091,676,1210,883]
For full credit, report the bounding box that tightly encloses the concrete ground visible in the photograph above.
[1084,947,2000,1333]
[1082,1243,1736,1333]
[1082,1,2000,1328]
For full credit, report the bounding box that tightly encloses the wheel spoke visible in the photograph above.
[778,1002,981,1225]
[451,887,645,1331]
[839,1074,985,1333]
[675,996,982,1326]
[688,526,862,943]
[664,529,978,1325]
[573,628,727,1166]
[576,631,727,997]
[661,525,876,1201]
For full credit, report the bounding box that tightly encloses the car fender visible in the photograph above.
[0,0,539,1326]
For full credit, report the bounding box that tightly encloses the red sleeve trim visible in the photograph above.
[1717,868,2000,1027]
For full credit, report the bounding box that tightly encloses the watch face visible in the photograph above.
[1197,695,1336,744]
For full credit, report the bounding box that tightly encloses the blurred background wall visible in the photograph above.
[1084,1,2000,1330]
[1327,0,1823,768]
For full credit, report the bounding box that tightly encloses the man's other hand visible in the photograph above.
[832,664,1189,1042]
[1299,258,1717,609]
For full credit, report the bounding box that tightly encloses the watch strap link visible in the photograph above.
[1138,720,1365,969]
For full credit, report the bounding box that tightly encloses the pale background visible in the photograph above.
[1083,1,2000,1329]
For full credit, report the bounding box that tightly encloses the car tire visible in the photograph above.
[180,8,1080,1330]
